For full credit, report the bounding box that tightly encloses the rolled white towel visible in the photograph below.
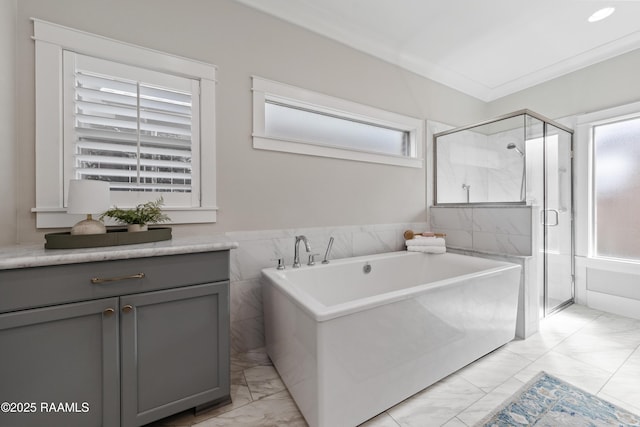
[407,246,446,254]
[405,237,445,247]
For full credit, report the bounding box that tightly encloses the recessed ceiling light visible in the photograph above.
[588,7,615,23]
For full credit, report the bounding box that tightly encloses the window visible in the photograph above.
[63,53,199,207]
[252,77,423,168]
[593,115,640,260]
[33,19,217,227]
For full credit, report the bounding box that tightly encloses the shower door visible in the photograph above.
[433,110,574,319]
[543,124,574,315]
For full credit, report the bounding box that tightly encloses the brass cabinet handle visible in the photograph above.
[122,305,133,313]
[103,308,115,316]
[90,273,145,284]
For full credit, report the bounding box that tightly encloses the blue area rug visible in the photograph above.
[478,371,640,426]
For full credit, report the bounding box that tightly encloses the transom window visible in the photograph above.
[264,100,411,157]
[252,77,423,168]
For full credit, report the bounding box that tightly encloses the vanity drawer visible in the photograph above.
[0,251,229,313]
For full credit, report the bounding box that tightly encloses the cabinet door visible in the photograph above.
[0,298,120,427]
[120,281,230,427]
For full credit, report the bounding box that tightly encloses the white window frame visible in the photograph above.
[591,112,640,262]
[252,76,424,168]
[575,100,640,264]
[32,19,217,228]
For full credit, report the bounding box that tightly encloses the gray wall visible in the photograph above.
[487,48,640,118]
[3,0,640,247]
[0,0,16,245]
[4,0,487,245]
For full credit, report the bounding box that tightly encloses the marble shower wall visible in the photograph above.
[487,128,526,202]
[436,126,525,204]
[436,129,489,203]
[226,222,428,353]
[430,206,532,256]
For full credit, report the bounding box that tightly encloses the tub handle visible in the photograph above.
[271,258,285,270]
[307,253,320,266]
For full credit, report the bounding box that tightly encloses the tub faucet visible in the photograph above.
[293,235,311,268]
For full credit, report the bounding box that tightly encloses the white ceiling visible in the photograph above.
[235,0,640,101]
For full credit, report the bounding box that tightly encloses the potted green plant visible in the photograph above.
[100,197,170,232]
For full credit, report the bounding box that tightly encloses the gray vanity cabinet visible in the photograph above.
[0,297,120,427]
[120,281,229,426]
[0,250,231,427]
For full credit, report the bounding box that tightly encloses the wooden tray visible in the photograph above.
[44,228,172,249]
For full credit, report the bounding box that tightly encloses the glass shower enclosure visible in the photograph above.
[433,110,574,317]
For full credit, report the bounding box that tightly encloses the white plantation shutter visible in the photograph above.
[64,52,200,207]
[34,20,217,227]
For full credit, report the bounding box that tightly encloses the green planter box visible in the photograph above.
[45,228,172,249]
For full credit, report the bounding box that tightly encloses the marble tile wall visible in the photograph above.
[447,248,539,338]
[436,129,489,204]
[436,127,524,204]
[225,222,428,353]
[227,208,537,352]
[486,128,527,202]
[432,205,539,338]
[430,206,532,256]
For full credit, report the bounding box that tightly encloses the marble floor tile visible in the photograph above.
[582,311,640,334]
[147,348,282,427]
[195,390,307,427]
[145,395,244,427]
[359,412,400,427]
[514,350,612,394]
[203,384,254,419]
[552,328,638,373]
[440,417,467,427]
[230,364,248,386]
[599,346,640,415]
[387,375,485,427]
[244,365,287,400]
[538,304,602,337]
[151,305,640,427]
[598,391,640,418]
[455,347,531,392]
[456,376,525,426]
[231,347,272,387]
[503,330,568,361]
[232,347,272,369]
[577,315,640,348]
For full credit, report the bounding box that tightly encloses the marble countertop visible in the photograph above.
[0,236,239,270]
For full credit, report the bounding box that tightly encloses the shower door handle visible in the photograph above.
[541,209,559,226]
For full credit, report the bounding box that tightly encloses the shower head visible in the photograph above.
[506,143,524,156]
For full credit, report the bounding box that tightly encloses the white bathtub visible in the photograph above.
[262,251,521,427]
